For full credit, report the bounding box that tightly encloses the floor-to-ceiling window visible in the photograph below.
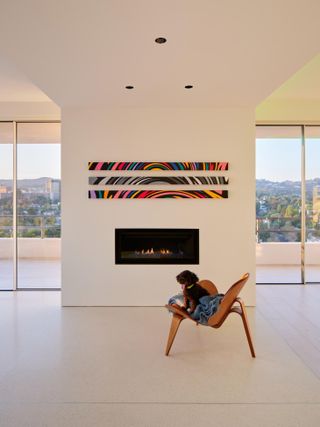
[0,123,14,290]
[305,126,320,283]
[256,125,320,284]
[0,121,61,290]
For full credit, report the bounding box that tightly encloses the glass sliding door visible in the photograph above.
[305,126,320,283]
[17,123,61,289]
[256,126,302,283]
[0,123,14,290]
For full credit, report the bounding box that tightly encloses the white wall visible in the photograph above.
[256,98,320,124]
[256,242,320,265]
[62,107,256,306]
[0,102,60,121]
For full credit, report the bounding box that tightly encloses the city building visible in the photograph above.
[0,184,7,199]
[46,178,61,202]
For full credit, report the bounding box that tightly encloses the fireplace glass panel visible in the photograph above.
[115,228,199,264]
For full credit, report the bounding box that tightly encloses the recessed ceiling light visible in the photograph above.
[185,85,193,89]
[155,37,167,44]
[125,85,134,89]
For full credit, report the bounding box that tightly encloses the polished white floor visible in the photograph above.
[1,289,320,426]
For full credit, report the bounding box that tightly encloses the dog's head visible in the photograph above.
[176,270,199,286]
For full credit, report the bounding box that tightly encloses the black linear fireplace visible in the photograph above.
[115,228,199,264]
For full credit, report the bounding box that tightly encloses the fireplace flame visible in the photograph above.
[160,249,171,254]
[141,248,154,255]
[135,248,173,256]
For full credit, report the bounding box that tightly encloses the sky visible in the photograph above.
[256,138,320,181]
[1,138,319,182]
[0,144,60,180]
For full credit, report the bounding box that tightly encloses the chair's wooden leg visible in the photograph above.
[165,314,183,356]
[238,299,256,358]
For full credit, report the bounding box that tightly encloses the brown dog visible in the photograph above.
[176,270,209,314]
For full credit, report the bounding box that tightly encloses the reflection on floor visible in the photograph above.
[0,286,320,426]
[257,284,320,379]
[257,265,320,284]
[0,259,61,290]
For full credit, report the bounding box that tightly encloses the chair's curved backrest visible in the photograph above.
[198,279,218,296]
[207,273,250,328]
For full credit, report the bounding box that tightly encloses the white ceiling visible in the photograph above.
[0,56,51,102]
[0,0,319,108]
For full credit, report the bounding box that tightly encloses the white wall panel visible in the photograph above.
[61,107,256,306]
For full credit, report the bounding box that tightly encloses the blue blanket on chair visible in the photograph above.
[167,293,224,325]
[193,294,224,324]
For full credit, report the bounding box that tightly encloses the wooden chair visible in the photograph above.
[165,273,255,357]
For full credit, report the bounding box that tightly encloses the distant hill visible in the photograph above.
[0,177,60,190]
[256,178,320,196]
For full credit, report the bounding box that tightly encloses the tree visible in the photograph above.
[284,205,294,218]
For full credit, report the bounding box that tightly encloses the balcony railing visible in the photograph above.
[0,215,61,239]
[256,215,320,243]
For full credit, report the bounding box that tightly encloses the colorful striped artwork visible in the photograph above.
[88,161,228,171]
[88,159,230,200]
[88,190,228,199]
[89,176,229,185]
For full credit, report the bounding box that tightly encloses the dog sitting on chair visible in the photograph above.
[176,270,209,315]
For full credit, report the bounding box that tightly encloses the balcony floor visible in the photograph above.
[0,259,61,290]
[257,265,320,284]
[2,261,320,289]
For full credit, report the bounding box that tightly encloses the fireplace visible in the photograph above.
[115,228,199,264]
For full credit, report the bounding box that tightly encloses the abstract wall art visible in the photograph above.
[88,161,228,171]
[89,176,229,185]
[88,160,230,199]
[88,190,228,199]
